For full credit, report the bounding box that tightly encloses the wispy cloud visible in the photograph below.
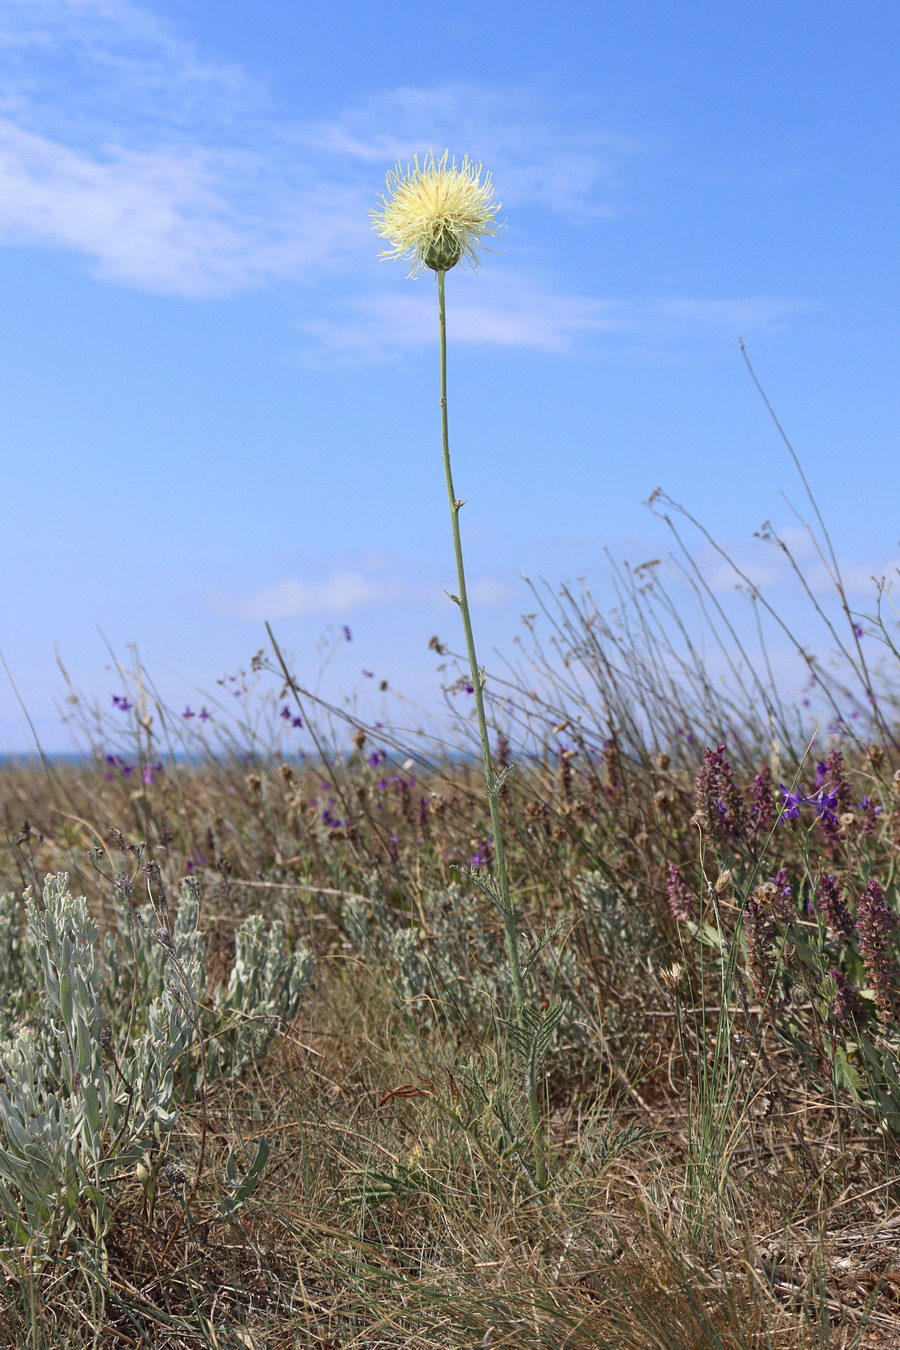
[220,572,385,622]
[304,273,804,356]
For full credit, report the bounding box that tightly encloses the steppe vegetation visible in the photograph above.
[3,521,900,1347]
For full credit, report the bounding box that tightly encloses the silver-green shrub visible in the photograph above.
[0,872,313,1246]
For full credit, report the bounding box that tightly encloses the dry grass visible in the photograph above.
[2,670,900,1350]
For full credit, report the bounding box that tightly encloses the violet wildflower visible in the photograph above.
[464,682,474,695]
[749,764,775,834]
[859,796,883,835]
[362,669,374,678]
[666,863,694,923]
[855,879,900,1029]
[814,874,854,937]
[182,706,195,720]
[825,967,869,1031]
[367,749,386,768]
[343,626,352,641]
[111,695,132,712]
[779,783,808,822]
[818,749,854,840]
[695,744,745,841]
[816,789,840,828]
[280,705,291,720]
[199,707,212,722]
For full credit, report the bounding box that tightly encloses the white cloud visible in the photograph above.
[223,572,384,622]
[305,274,803,356]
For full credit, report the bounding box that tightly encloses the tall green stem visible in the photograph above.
[437,268,544,1183]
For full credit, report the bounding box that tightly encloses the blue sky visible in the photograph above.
[1,0,898,752]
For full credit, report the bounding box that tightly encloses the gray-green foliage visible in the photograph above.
[0,872,313,1246]
[207,913,314,1077]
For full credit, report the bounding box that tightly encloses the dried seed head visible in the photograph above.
[659,962,684,994]
[245,773,261,794]
[840,811,858,834]
[278,762,293,783]
[751,880,780,913]
[714,869,734,896]
[352,728,367,749]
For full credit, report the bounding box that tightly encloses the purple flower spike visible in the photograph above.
[696,745,745,841]
[182,706,195,719]
[280,704,291,720]
[666,863,694,923]
[855,879,899,1029]
[343,626,352,642]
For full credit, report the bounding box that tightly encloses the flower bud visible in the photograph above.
[422,233,462,272]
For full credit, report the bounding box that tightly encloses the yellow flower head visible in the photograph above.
[371,150,503,276]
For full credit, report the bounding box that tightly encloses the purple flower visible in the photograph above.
[853,623,865,639]
[292,715,303,728]
[343,626,352,642]
[465,683,474,696]
[666,863,694,923]
[280,704,291,720]
[182,706,195,719]
[185,854,207,874]
[815,790,840,827]
[367,749,386,768]
[855,879,899,1028]
[827,968,869,1030]
[362,669,374,678]
[696,745,744,841]
[749,765,775,834]
[859,796,883,834]
[779,784,807,821]
[143,762,163,786]
[111,695,133,712]
[814,874,853,937]
[199,707,212,722]
[104,754,133,778]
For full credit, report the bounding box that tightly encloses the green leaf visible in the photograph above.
[834,1045,863,1094]
[59,973,73,1027]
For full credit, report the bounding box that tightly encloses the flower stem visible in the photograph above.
[437,268,545,1185]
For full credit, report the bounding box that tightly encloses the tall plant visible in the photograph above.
[372,152,562,1185]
